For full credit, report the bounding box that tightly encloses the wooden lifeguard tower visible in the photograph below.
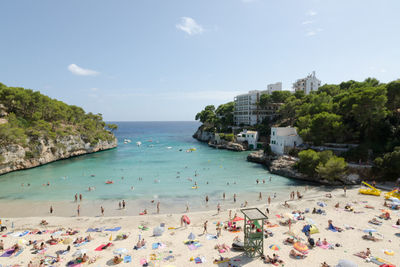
[241,208,268,258]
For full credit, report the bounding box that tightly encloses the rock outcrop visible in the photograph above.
[192,126,215,143]
[193,126,245,151]
[0,135,117,175]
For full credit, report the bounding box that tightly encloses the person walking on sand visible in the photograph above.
[217,203,221,214]
[50,206,53,214]
[79,194,82,201]
[343,185,347,197]
[259,192,262,201]
[223,192,225,200]
[101,206,104,216]
[229,210,232,220]
[268,196,271,205]
[186,203,189,212]
[122,200,126,209]
[205,195,209,205]
[203,220,208,234]
[119,202,121,209]
[77,205,80,216]
[233,193,236,203]
[74,194,78,202]
[157,201,160,214]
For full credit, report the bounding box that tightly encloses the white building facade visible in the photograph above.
[236,130,259,149]
[293,71,321,95]
[270,127,303,155]
[267,82,282,94]
[234,90,268,126]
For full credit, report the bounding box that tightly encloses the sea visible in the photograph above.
[0,121,308,214]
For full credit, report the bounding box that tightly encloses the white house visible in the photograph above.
[236,130,259,149]
[270,127,303,155]
[293,71,321,95]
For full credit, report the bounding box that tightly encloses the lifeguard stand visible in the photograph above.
[241,208,268,258]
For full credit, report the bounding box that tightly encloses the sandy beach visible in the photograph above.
[1,187,399,267]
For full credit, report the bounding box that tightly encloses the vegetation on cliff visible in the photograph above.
[0,83,117,153]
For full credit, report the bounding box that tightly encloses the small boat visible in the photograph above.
[124,139,132,144]
[105,180,114,184]
[136,141,142,146]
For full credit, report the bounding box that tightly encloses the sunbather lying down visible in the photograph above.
[284,237,295,244]
[354,248,371,259]
[262,254,284,264]
[362,235,381,241]
[290,249,306,259]
[368,218,382,225]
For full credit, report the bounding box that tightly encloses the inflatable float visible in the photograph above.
[105,180,114,184]
[385,189,400,200]
[359,181,381,196]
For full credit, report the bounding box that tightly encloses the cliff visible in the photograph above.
[193,126,245,151]
[247,152,362,185]
[0,135,117,175]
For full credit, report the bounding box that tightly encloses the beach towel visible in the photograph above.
[206,234,218,240]
[74,241,88,247]
[317,243,332,249]
[124,255,131,263]
[328,224,337,232]
[105,227,121,232]
[317,202,327,207]
[0,249,14,257]
[86,228,103,233]
[13,248,24,257]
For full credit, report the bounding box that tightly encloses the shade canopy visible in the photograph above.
[241,208,268,220]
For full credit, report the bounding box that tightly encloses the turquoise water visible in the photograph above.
[0,122,303,205]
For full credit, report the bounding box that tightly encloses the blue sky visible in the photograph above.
[1,0,399,121]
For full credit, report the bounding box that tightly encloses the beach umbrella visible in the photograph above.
[233,216,244,222]
[389,197,400,203]
[269,244,280,251]
[336,259,358,267]
[113,248,128,255]
[363,229,377,233]
[153,226,164,236]
[72,249,87,257]
[293,242,308,253]
[188,232,196,240]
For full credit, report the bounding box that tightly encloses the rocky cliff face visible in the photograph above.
[192,127,215,143]
[0,135,117,175]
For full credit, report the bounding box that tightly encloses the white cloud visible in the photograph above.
[90,87,99,92]
[68,64,99,76]
[176,17,204,35]
[302,20,314,25]
[307,10,317,16]
[306,31,317,36]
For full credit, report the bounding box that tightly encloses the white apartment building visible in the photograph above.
[236,130,259,149]
[234,90,266,126]
[293,71,321,95]
[267,82,282,94]
[270,127,303,155]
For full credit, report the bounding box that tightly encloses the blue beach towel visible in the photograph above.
[105,227,121,232]
[124,255,131,263]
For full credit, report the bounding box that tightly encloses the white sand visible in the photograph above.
[1,187,399,267]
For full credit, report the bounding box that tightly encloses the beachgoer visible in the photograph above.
[396,219,400,225]
[157,201,160,214]
[79,194,82,201]
[233,194,236,203]
[186,203,189,212]
[343,186,347,196]
[223,192,225,200]
[119,202,121,209]
[205,195,209,205]
[77,205,80,216]
[0,240,3,251]
[229,210,232,220]
[334,202,339,208]
[217,203,221,214]
[268,196,271,205]
[74,194,78,202]
[259,192,262,200]
[101,206,104,216]
[203,220,208,234]
[366,248,371,256]
[50,206,53,214]
[273,192,276,198]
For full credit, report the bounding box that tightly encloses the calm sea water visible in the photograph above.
[0,122,304,206]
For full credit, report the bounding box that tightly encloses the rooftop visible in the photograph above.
[241,208,268,220]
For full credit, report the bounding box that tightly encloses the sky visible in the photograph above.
[1,0,400,121]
